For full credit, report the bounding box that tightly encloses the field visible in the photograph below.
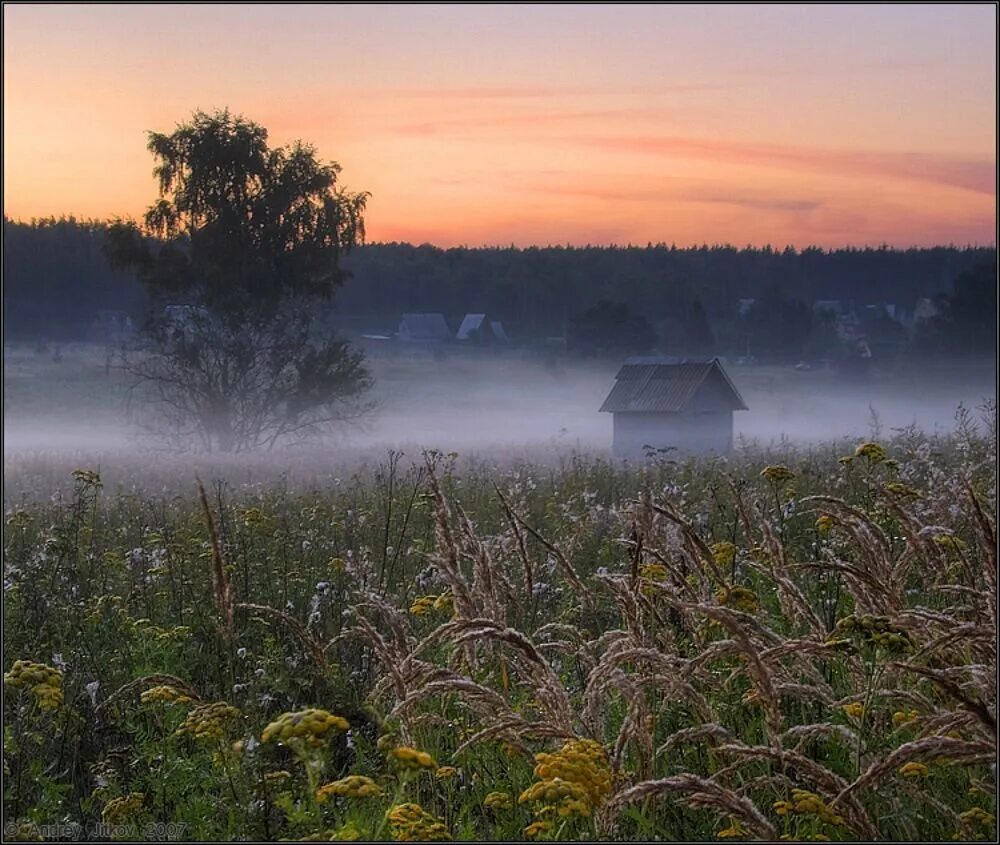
[3,389,997,840]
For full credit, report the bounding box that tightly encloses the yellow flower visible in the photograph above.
[711,542,738,567]
[140,685,193,706]
[3,660,63,711]
[484,791,513,810]
[434,766,457,780]
[932,534,967,552]
[432,592,453,613]
[959,808,995,828]
[898,761,929,778]
[786,789,844,826]
[717,819,747,838]
[524,821,553,839]
[715,585,759,614]
[102,792,144,825]
[175,701,241,742]
[261,709,349,749]
[841,702,864,719]
[316,775,383,801]
[761,465,795,483]
[391,746,438,772]
[385,803,450,841]
[815,515,836,534]
[854,442,886,463]
[892,709,919,728]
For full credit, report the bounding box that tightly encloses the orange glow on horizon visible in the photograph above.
[3,4,996,249]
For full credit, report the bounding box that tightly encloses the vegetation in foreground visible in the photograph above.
[2,415,997,841]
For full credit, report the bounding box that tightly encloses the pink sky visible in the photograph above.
[3,3,996,248]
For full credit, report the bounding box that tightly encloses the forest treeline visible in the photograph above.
[2,216,995,361]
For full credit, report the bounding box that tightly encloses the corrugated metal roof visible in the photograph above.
[600,357,748,413]
[456,313,487,340]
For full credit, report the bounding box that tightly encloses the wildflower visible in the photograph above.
[4,660,63,711]
[385,803,450,841]
[815,515,836,534]
[892,709,919,728]
[959,807,995,828]
[854,442,886,463]
[525,738,612,812]
[716,585,759,614]
[932,534,968,552]
[524,820,553,839]
[390,746,438,772]
[434,766,457,780]
[898,761,929,778]
[263,770,292,788]
[102,792,144,824]
[140,685,193,706]
[332,823,365,841]
[884,482,922,499]
[316,775,383,801]
[711,542,738,567]
[841,702,864,719]
[484,791,513,810]
[409,596,436,616]
[175,701,241,742]
[761,465,795,483]
[639,562,668,581]
[432,592,453,613]
[262,709,349,749]
[717,818,747,838]
[785,789,844,826]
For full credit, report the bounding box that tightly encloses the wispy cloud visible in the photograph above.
[574,135,996,195]
[395,108,649,137]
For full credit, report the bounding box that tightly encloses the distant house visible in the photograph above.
[599,357,748,458]
[397,313,450,342]
[455,313,508,343]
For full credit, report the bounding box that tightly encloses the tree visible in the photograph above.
[743,285,813,363]
[106,109,372,452]
[566,300,656,356]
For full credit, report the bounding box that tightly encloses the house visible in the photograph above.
[397,313,450,342]
[599,357,748,458]
[455,313,507,343]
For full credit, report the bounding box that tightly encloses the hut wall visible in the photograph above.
[612,410,733,458]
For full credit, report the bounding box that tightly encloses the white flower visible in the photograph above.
[85,680,100,706]
[236,647,247,659]
[52,653,67,671]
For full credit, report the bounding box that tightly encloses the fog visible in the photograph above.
[3,345,996,498]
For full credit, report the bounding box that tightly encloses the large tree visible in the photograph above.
[106,109,372,452]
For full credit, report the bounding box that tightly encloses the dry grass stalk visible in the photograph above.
[97,674,202,713]
[197,478,234,641]
[237,602,327,672]
[608,773,778,841]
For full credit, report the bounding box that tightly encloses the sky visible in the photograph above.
[3,3,997,248]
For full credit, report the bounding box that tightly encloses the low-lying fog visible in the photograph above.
[3,344,995,495]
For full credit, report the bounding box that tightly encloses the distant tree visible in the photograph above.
[106,109,372,452]
[681,296,715,355]
[566,300,656,356]
[931,260,997,355]
[743,285,813,363]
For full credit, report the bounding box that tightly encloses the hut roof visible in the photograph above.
[599,356,748,413]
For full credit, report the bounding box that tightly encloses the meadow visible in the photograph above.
[2,401,996,841]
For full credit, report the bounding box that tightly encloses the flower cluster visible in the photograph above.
[774,789,844,826]
[521,738,612,823]
[390,745,438,772]
[4,660,63,710]
[385,803,450,841]
[409,592,452,617]
[854,442,887,464]
[892,709,919,728]
[828,614,914,655]
[174,701,241,742]
[717,818,747,838]
[483,791,512,810]
[524,820,553,839]
[316,775,382,801]
[841,702,864,720]
[815,515,836,534]
[102,792,145,824]
[761,465,795,483]
[261,709,349,749]
[715,584,759,614]
[140,685,193,706]
[898,762,929,778]
[711,541,738,567]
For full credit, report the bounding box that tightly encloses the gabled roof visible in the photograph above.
[399,313,450,339]
[489,320,508,340]
[456,313,487,339]
[599,356,748,413]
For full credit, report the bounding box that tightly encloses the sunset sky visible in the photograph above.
[3,3,996,248]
